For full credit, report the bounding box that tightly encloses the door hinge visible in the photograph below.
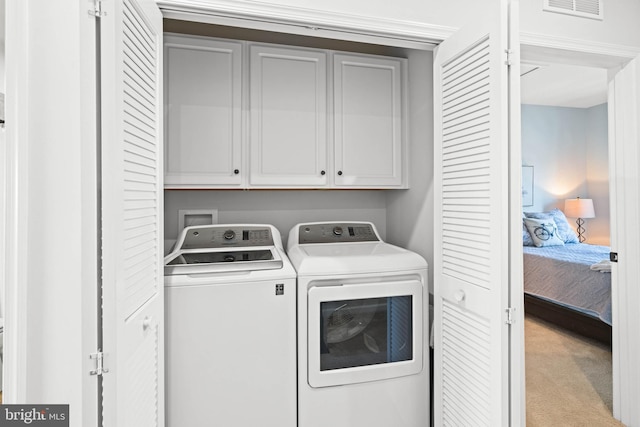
[505,49,514,67]
[89,0,106,18]
[89,351,109,376]
[610,252,618,263]
[505,307,516,325]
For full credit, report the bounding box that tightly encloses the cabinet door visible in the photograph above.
[334,54,405,188]
[250,45,328,187]
[164,35,242,187]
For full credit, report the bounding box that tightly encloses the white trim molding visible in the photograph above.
[521,31,640,68]
[158,1,640,60]
[157,0,454,49]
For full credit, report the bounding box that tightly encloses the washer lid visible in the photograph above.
[164,246,283,276]
[164,224,289,275]
[288,242,427,276]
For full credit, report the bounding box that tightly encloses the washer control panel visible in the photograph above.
[298,222,379,244]
[179,225,274,250]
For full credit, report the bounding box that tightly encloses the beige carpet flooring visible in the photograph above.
[525,315,623,426]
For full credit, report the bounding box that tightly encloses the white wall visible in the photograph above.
[0,0,5,322]
[4,1,99,425]
[0,0,4,92]
[386,49,434,292]
[164,190,388,250]
[173,0,640,48]
[519,0,640,48]
[586,103,610,244]
[521,103,609,244]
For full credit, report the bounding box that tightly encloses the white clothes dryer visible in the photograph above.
[287,221,429,427]
[164,224,296,427]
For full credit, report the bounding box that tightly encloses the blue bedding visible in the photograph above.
[523,243,612,325]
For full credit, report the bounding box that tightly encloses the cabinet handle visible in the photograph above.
[320,170,326,175]
[234,169,240,174]
[337,171,343,176]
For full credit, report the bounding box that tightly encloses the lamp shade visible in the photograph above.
[564,198,595,219]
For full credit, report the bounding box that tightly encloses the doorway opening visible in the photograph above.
[519,58,616,425]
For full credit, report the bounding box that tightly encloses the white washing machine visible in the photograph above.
[164,224,296,427]
[287,221,429,427]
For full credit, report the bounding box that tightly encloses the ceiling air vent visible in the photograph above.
[544,0,603,20]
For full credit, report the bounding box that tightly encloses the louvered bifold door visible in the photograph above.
[100,0,164,426]
[433,0,515,425]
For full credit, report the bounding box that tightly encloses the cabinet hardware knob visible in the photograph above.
[337,171,343,176]
[234,169,239,174]
[320,170,326,175]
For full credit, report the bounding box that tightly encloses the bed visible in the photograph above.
[522,209,612,345]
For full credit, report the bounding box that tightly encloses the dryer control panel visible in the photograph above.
[297,222,380,244]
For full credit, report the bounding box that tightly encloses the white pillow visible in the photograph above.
[523,217,565,247]
[524,208,579,244]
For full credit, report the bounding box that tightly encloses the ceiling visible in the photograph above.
[520,61,608,108]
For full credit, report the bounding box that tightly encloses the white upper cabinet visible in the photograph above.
[163,35,407,189]
[249,45,328,187]
[164,35,243,188]
[334,54,406,188]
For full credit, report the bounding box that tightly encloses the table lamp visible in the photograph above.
[564,197,595,243]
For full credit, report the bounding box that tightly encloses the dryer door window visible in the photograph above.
[308,279,423,388]
[320,295,413,371]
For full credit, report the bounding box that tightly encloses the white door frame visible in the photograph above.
[608,56,640,425]
[520,34,640,425]
[3,2,100,426]
[156,0,451,49]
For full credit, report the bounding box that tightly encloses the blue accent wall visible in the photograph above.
[521,103,609,244]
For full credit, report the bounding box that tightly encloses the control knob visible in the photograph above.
[223,229,236,240]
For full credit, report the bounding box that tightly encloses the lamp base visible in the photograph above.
[576,218,586,243]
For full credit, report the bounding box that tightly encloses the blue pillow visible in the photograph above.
[525,208,579,244]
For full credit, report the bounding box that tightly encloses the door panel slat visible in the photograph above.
[441,301,492,424]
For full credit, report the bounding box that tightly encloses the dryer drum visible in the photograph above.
[323,299,381,343]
